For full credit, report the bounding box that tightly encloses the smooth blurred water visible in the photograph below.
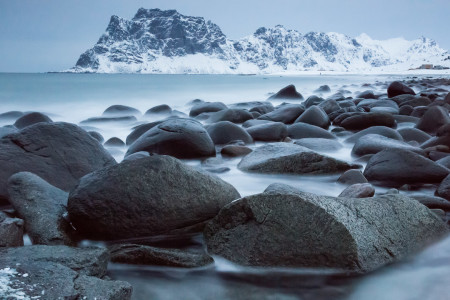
[1,73,450,300]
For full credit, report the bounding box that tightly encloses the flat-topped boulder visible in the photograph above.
[204,191,447,273]
[126,118,215,159]
[0,122,115,205]
[68,155,240,240]
[238,143,359,175]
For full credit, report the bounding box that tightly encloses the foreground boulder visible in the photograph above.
[0,122,115,204]
[126,119,215,159]
[238,143,359,175]
[0,245,131,299]
[68,155,240,240]
[204,190,447,273]
[7,172,74,245]
[364,149,449,186]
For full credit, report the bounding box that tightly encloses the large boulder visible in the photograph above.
[0,212,23,247]
[387,81,416,98]
[206,109,253,124]
[68,155,240,240]
[294,106,330,129]
[268,84,303,100]
[7,172,74,246]
[145,104,172,116]
[416,106,450,134]
[398,127,431,144]
[436,174,450,200]
[351,134,424,156]
[364,149,449,186]
[206,121,253,145]
[238,143,359,175]
[13,112,53,129]
[339,112,396,131]
[126,119,215,159]
[0,245,131,299]
[258,104,305,124]
[204,191,447,272]
[0,122,115,205]
[125,121,164,145]
[103,104,141,116]
[246,122,287,142]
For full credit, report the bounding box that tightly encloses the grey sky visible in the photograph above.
[0,0,448,72]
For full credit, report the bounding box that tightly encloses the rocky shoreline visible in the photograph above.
[1,77,450,299]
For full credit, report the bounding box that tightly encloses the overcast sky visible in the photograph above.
[0,0,448,72]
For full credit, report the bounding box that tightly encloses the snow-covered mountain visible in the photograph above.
[69,8,450,74]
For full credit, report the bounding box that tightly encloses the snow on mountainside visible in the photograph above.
[69,8,450,74]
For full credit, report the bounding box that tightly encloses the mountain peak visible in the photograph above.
[70,8,450,73]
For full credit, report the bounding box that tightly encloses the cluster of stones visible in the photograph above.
[0,79,449,298]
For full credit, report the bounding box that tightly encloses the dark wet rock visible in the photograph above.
[109,244,213,268]
[258,104,305,124]
[122,151,150,161]
[204,191,447,272]
[421,135,450,149]
[249,103,274,115]
[287,123,336,139]
[0,126,18,138]
[327,92,347,101]
[398,128,431,144]
[344,126,402,143]
[0,122,115,205]
[436,174,450,200]
[126,121,164,145]
[445,92,450,104]
[126,119,215,159]
[357,90,376,99]
[363,149,449,186]
[242,119,273,128]
[352,134,424,157]
[294,106,330,129]
[14,112,53,129]
[246,122,287,142]
[0,245,131,299]
[303,95,324,107]
[80,116,137,124]
[268,84,303,100]
[206,109,253,124]
[68,155,240,240]
[314,85,331,93]
[370,106,399,114]
[221,145,253,157]
[0,111,24,121]
[391,94,415,106]
[104,137,125,147]
[203,166,230,174]
[410,195,450,211]
[145,104,172,116]
[318,99,341,114]
[88,131,104,143]
[338,183,375,198]
[437,156,450,169]
[206,121,253,145]
[294,138,342,152]
[7,172,74,246]
[189,102,227,117]
[402,96,432,108]
[436,123,450,137]
[250,111,261,118]
[416,106,450,134]
[339,100,357,108]
[399,105,414,115]
[0,212,24,247]
[339,112,396,131]
[263,183,303,194]
[387,81,416,98]
[238,143,358,175]
[337,169,368,185]
[411,106,429,118]
[230,101,273,110]
[103,104,141,116]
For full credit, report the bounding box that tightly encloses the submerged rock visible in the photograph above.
[204,191,447,273]
[268,84,303,100]
[0,122,115,205]
[238,143,359,175]
[294,138,343,152]
[14,112,53,129]
[126,118,215,159]
[189,102,227,117]
[68,155,240,240]
[7,172,74,245]
[109,244,214,268]
[351,134,424,157]
[103,104,141,116]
